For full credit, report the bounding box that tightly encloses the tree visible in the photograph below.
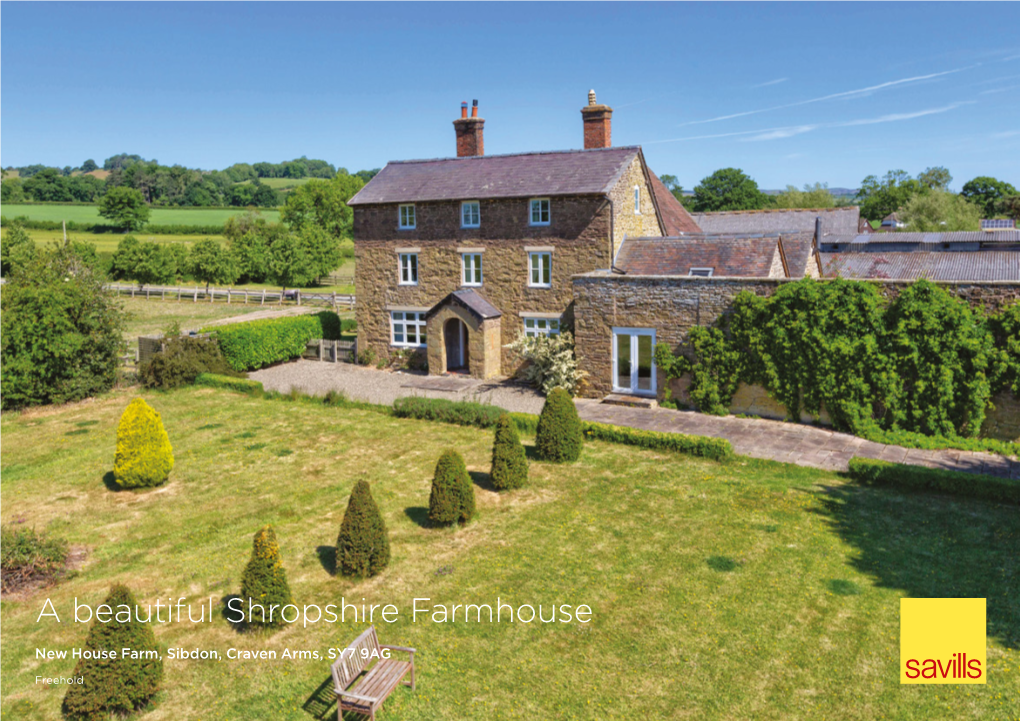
[97,186,150,230]
[134,242,179,286]
[960,176,1017,218]
[658,174,685,201]
[81,158,98,173]
[281,172,364,240]
[774,182,836,209]
[855,170,926,222]
[428,450,475,526]
[61,584,163,721]
[0,223,36,276]
[1,243,124,410]
[113,398,174,489]
[1,176,26,202]
[239,525,292,629]
[997,195,1020,222]
[535,387,585,462]
[690,168,772,212]
[251,181,280,208]
[490,414,528,490]
[189,239,238,292]
[899,190,982,232]
[917,166,953,191]
[336,480,390,577]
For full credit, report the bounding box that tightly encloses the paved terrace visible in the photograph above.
[252,362,1019,479]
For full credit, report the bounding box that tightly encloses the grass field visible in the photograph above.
[2,204,280,226]
[1,386,1017,720]
[244,177,315,190]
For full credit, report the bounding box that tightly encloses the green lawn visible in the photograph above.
[1,387,1017,720]
[2,204,280,226]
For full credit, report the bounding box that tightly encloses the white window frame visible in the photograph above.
[461,201,481,229]
[398,204,416,230]
[612,327,657,397]
[529,198,551,226]
[528,251,552,288]
[390,311,426,348]
[523,316,560,337]
[461,253,483,286]
[398,253,418,285]
[689,267,714,277]
[634,186,641,214]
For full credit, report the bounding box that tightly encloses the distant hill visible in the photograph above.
[761,187,858,197]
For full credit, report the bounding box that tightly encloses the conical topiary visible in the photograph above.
[428,450,475,526]
[337,480,390,577]
[490,413,528,490]
[61,584,163,721]
[113,398,174,489]
[239,525,292,629]
[535,387,584,462]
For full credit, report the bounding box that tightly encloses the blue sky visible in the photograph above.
[2,2,1018,190]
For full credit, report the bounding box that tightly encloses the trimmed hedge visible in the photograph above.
[195,373,264,395]
[847,457,1020,505]
[582,422,734,461]
[62,584,163,721]
[337,480,390,577]
[428,450,475,526]
[490,414,528,490]
[205,311,342,371]
[393,396,507,427]
[535,388,584,463]
[113,398,174,489]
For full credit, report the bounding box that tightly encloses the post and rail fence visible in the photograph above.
[103,283,355,310]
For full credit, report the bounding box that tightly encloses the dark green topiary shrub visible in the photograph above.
[61,584,163,721]
[139,334,242,390]
[490,413,528,490]
[428,450,475,526]
[535,387,584,462]
[239,525,292,629]
[337,480,390,577]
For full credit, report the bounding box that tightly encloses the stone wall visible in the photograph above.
[572,273,1020,399]
[983,392,1020,442]
[354,195,612,374]
[425,305,501,380]
[608,156,662,257]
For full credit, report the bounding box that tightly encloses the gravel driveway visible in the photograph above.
[250,360,547,415]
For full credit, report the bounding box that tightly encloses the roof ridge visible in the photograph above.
[387,146,641,165]
[694,207,859,215]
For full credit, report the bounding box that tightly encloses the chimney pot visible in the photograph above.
[471,99,479,118]
[581,90,612,149]
[460,102,468,119]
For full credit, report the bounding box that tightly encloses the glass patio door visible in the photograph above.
[613,328,656,395]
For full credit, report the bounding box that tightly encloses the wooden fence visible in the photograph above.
[106,283,355,310]
[303,338,358,364]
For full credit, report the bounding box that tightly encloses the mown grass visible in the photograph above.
[2,204,281,226]
[1,386,1017,720]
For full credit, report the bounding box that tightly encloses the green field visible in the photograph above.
[245,177,315,190]
[1,204,280,226]
[1,386,1017,720]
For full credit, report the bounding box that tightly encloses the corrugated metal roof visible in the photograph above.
[827,231,1020,245]
[348,146,640,205]
[821,251,1020,281]
[691,207,861,236]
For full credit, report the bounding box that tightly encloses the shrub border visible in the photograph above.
[847,456,1020,505]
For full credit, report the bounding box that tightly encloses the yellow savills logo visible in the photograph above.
[900,598,986,684]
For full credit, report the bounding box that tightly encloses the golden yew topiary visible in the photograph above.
[113,398,174,489]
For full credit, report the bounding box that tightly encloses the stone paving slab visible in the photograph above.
[574,399,1019,478]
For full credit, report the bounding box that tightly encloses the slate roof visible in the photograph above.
[647,172,702,235]
[348,147,641,205]
[823,231,1020,245]
[821,251,1020,281]
[615,234,783,277]
[425,289,502,321]
[691,207,863,236]
[778,231,821,277]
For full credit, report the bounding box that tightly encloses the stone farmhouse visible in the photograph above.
[349,92,1019,403]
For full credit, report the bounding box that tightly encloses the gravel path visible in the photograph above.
[250,360,547,415]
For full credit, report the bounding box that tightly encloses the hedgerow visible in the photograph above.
[1,215,224,235]
[655,279,1018,450]
[204,311,341,371]
[847,457,1020,505]
[393,396,506,427]
[582,422,733,461]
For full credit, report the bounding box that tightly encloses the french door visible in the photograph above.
[612,328,656,396]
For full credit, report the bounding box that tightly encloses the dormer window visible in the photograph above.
[634,186,641,214]
[399,204,416,230]
[530,198,550,226]
[461,201,481,228]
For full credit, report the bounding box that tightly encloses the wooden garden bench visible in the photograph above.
[330,626,416,720]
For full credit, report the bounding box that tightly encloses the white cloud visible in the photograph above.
[677,66,975,127]
[979,84,1020,95]
[752,78,788,88]
[741,125,818,142]
[837,103,973,126]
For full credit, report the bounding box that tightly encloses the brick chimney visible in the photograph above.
[453,99,484,157]
[581,89,613,149]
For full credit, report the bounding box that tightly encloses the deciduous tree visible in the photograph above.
[97,186,150,230]
[691,168,772,212]
[960,176,1017,217]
